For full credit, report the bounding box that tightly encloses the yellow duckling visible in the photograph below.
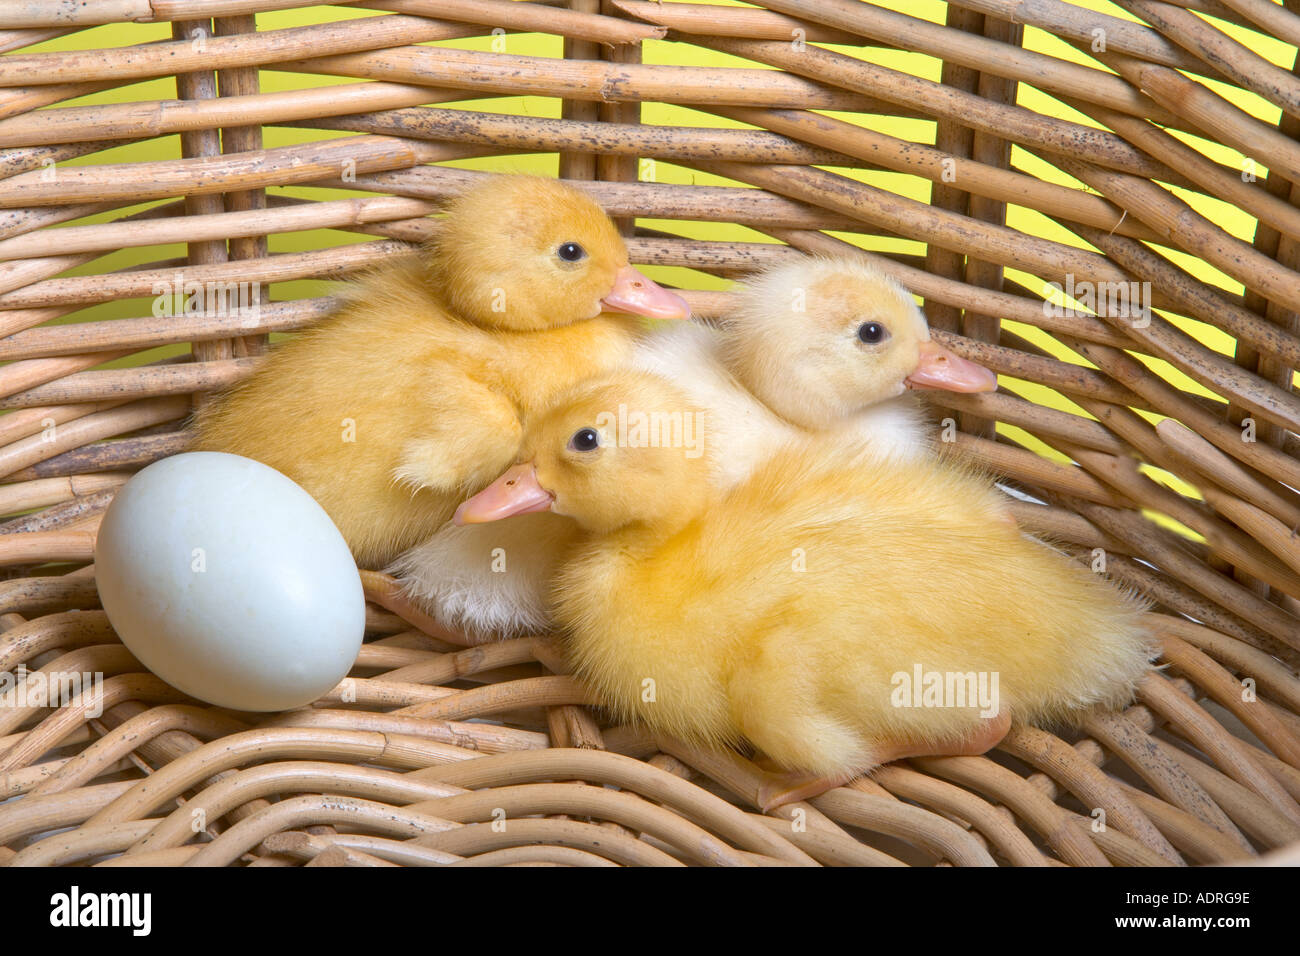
[192,175,689,568]
[456,372,1155,808]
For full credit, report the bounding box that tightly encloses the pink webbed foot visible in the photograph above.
[358,569,471,647]
[756,768,859,812]
[875,708,1012,764]
[754,710,1011,812]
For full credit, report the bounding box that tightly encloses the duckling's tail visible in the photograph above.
[1006,539,1159,728]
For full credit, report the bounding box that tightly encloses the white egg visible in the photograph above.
[95,451,365,711]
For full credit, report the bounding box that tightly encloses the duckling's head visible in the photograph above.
[718,255,996,429]
[429,175,690,331]
[454,372,709,535]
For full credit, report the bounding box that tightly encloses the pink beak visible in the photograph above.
[601,264,691,320]
[454,463,554,525]
[906,340,998,393]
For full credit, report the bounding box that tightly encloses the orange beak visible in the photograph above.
[905,340,998,393]
[601,264,691,320]
[454,463,554,525]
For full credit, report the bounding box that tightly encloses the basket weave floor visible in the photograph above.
[2,1,1300,866]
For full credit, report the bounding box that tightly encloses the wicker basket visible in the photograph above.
[1,0,1299,868]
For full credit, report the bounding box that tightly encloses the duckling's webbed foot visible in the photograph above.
[875,708,1011,765]
[873,712,1013,770]
[754,710,1011,812]
[755,768,859,812]
[358,569,473,646]
[949,708,1012,757]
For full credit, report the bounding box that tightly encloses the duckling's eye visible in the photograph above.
[857,321,889,344]
[557,242,587,263]
[567,427,601,452]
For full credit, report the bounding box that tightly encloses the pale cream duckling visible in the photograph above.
[193,175,688,569]
[632,254,996,488]
[455,372,1155,809]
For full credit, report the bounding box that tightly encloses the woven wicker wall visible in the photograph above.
[1,1,1299,867]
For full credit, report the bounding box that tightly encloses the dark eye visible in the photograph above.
[568,427,600,452]
[857,321,888,344]
[557,242,586,262]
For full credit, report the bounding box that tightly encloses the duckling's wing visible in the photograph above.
[392,383,522,495]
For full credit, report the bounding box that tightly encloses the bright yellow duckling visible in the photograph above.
[192,175,689,569]
[456,372,1155,808]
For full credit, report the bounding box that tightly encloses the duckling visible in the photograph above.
[632,254,997,484]
[399,254,999,640]
[455,372,1155,808]
[192,174,689,568]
